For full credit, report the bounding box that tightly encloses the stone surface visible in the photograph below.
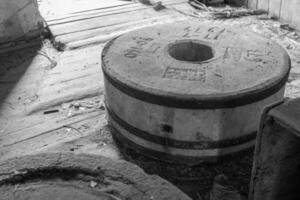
[102,21,290,104]
[102,21,290,164]
[0,153,192,200]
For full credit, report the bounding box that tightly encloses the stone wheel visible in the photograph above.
[0,153,191,200]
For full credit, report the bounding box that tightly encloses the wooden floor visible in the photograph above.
[0,0,191,161]
[1,0,300,163]
[248,0,300,31]
[44,0,191,49]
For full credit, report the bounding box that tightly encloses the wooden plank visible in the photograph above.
[46,0,185,24]
[257,0,269,11]
[39,0,133,20]
[280,0,296,25]
[50,8,166,36]
[0,109,104,147]
[247,0,258,9]
[268,0,282,19]
[46,0,188,48]
[56,14,187,47]
[48,0,187,36]
[291,0,300,31]
[47,3,150,26]
[35,51,103,110]
[0,114,107,161]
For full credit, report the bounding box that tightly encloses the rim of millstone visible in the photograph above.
[101,21,291,109]
[0,153,192,200]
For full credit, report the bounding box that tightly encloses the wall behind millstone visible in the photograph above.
[0,0,42,44]
[247,0,300,31]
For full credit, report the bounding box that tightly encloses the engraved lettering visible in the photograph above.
[146,43,161,54]
[182,26,202,38]
[124,49,141,58]
[163,67,206,82]
[204,27,226,40]
[223,47,243,61]
[244,49,264,62]
[124,37,160,58]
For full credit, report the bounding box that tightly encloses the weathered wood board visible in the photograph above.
[250,99,300,200]
[43,0,190,49]
[247,0,258,9]
[292,1,300,31]
[248,0,300,30]
[268,0,282,18]
[0,0,191,164]
[257,0,269,12]
[280,0,296,26]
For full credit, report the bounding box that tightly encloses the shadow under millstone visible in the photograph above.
[109,125,254,200]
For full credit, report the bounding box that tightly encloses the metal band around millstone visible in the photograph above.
[102,65,289,110]
[111,123,255,164]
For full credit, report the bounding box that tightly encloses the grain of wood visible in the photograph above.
[46,0,188,48]
[247,0,258,9]
[46,0,185,25]
[280,0,296,25]
[291,0,300,31]
[257,0,269,12]
[0,110,104,147]
[268,0,282,19]
[0,114,106,161]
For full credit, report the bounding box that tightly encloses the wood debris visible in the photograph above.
[135,0,166,10]
[189,0,267,19]
[211,9,266,19]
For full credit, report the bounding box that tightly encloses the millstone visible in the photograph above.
[0,153,191,200]
[102,21,290,164]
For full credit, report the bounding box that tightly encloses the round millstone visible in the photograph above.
[102,21,290,164]
[0,153,191,200]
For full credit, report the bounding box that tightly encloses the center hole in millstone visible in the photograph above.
[168,41,214,62]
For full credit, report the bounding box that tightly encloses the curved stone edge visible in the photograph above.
[101,33,291,109]
[0,153,192,200]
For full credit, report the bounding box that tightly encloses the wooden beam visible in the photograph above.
[268,0,282,19]
[291,0,300,30]
[280,0,296,25]
[247,0,258,9]
[250,99,300,200]
[257,0,269,12]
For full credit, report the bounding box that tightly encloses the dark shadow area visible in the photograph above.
[0,41,43,115]
[110,124,253,200]
[168,41,214,63]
